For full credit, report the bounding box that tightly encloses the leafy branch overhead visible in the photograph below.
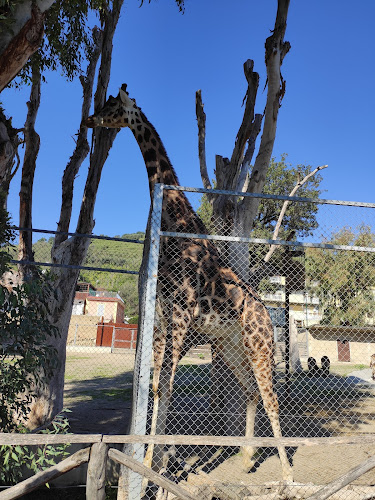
[12,1,106,86]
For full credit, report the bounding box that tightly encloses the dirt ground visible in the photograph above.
[64,351,375,492]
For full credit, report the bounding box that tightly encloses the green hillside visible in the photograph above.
[32,233,145,322]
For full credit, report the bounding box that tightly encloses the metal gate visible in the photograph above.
[126,184,375,499]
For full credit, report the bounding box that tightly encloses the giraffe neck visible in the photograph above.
[128,110,180,196]
[129,110,206,234]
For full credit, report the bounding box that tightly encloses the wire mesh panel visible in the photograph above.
[6,228,143,437]
[129,185,375,499]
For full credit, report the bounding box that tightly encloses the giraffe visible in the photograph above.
[86,85,293,482]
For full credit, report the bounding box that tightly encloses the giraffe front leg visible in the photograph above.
[143,324,167,471]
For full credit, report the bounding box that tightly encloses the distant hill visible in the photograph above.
[32,233,145,322]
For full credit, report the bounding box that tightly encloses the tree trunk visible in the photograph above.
[18,62,41,277]
[16,1,124,428]
[0,1,56,92]
[27,267,81,428]
[0,106,22,207]
[196,1,290,280]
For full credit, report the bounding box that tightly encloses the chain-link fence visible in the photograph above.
[6,185,375,498]
[128,185,375,499]
[7,228,143,437]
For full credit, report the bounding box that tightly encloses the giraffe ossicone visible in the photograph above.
[86,85,294,482]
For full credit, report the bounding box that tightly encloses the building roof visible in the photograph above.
[86,296,125,306]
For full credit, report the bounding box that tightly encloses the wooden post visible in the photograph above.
[0,448,90,500]
[108,448,196,500]
[86,442,108,500]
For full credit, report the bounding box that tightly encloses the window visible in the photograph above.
[97,303,105,316]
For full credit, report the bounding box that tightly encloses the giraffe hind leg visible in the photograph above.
[251,362,293,482]
[242,392,260,472]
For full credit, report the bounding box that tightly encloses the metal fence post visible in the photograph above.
[128,183,164,500]
[111,325,115,353]
[73,324,78,346]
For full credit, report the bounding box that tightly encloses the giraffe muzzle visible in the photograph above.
[85,115,100,128]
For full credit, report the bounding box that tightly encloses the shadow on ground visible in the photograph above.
[63,362,375,497]
[64,369,134,434]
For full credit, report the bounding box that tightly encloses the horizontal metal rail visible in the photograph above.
[10,259,140,274]
[11,226,145,245]
[161,231,375,253]
[9,227,143,272]
[163,184,375,208]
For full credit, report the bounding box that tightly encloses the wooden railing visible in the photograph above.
[1,434,375,500]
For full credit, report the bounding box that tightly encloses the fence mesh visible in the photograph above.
[130,186,375,499]
[3,186,375,499]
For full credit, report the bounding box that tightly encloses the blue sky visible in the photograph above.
[2,0,375,237]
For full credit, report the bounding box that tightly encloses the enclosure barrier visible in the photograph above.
[1,434,375,500]
[4,189,375,498]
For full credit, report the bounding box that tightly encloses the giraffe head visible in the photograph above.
[86,84,139,129]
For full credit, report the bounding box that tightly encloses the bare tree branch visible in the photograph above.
[263,164,328,263]
[75,0,124,238]
[18,62,41,274]
[54,27,103,248]
[228,59,260,190]
[240,0,291,231]
[210,60,262,238]
[195,89,211,192]
[235,113,262,192]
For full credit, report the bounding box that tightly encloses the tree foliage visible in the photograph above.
[13,0,103,85]
[6,0,185,87]
[306,225,375,326]
[198,156,324,239]
[0,202,70,483]
[253,155,323,237]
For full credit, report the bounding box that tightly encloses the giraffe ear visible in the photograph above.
[119,88,128,104]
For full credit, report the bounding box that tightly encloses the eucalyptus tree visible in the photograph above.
[195,0,324,281]
[1,0,186,430]
[0,0,56,92]
[1,0,123,428]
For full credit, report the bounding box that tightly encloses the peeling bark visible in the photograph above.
[0,4,45,92]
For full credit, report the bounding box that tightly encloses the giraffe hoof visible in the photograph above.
[242,457,257,473]
[242,448,261,473]
[282,471,294,483]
